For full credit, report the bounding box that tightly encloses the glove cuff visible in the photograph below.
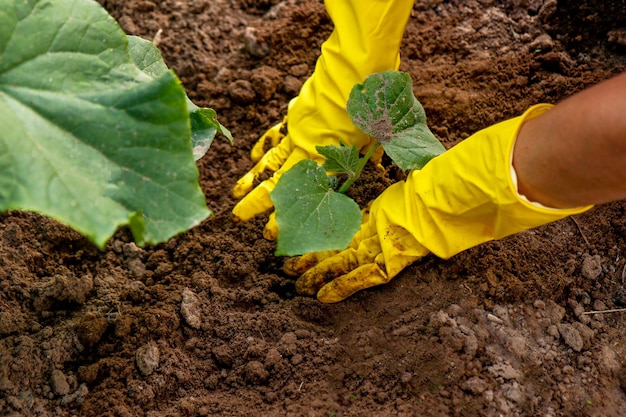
[399,105,592,259]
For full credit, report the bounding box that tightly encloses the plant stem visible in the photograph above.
[338,142,381,194]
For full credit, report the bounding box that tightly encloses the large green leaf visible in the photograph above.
[347,71,445,170]
[0,0,210,248]
[271,160,361,256]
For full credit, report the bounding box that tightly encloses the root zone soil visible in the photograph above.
[2,1,626,416]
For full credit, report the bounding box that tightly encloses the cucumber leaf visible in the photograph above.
[347,71,445,170]
[0,0,210,248]
[316,143,361,177]
[271,160,361,256]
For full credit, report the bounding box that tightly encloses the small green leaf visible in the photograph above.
[187,101,233,159]
[381,124,446,170]
[0,0,210,248]
[128,35,233,160]
[347,71,445,170]
[316,143,361,177]
[271,160,361,256]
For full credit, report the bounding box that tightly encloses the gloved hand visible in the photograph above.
[285,105,593,303]
[232,0,415,236]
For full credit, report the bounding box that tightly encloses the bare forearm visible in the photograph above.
[513,71,626,208]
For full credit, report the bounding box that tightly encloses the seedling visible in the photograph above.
[0,0,231,248]
[271,71,445,256]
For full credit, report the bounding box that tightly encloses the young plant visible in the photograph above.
[0,0,231,248]
[271,71,445,256]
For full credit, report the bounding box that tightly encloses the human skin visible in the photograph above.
[513,71,626,209]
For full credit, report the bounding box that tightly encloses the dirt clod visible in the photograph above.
[50,369,71,396]
[135,343,160,376]
[76,313,109,349]
[245,361,269,385]
[180,288,203,329]
[557,323,584,352]
[228,80,257,104]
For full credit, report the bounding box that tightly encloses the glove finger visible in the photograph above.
[292,204,384,291]
[289,203,381,283]
[282,250,341,276]
[263,212,279,240]
[233,148,311,221]
[231,170,259,201]
[250,118,287,162]
[316,263,390,303]
[232,180,275,222]
[232,138,293,200]
[294,248,364,296]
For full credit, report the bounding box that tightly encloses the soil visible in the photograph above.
[2,0,626,416]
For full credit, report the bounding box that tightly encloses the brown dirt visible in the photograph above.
[2,1,626,416]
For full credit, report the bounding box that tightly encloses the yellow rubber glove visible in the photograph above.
[232,0,415,235]
[286,105,593,303]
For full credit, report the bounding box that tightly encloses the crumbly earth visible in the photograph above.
[2,1,626,416]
